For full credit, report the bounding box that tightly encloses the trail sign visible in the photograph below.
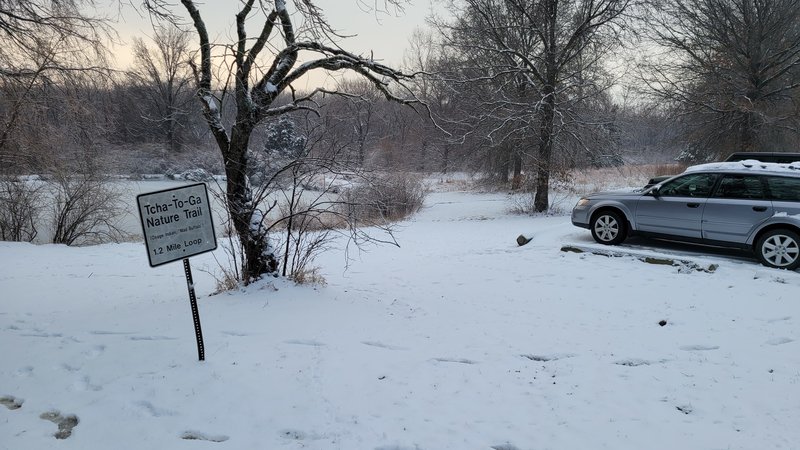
[137,183,217,267]
[137,183,218,361]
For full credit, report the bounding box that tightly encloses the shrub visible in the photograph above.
[0,178,42,242]
[340,172,427,224]
[49,172,127,245]
[291,266,326,286]
[170,168,215,182]
[652,163,688,177]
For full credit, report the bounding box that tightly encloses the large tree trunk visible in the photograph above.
[227,125,278,281]
[534,81,556,212]
[534,4,559,213]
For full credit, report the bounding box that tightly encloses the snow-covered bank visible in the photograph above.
[1,190,799,450]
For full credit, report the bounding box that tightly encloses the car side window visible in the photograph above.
[659,173,719,197]
[712,175,765,199]
[766,176,800,202]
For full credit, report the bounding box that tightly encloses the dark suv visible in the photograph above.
[572,160,800,269]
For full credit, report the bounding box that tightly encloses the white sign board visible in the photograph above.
[137,183,217,267]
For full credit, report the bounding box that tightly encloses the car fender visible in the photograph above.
[586,199,636,229]
[746,216,800,245]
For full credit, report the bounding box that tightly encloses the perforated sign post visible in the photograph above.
[137,183,217,361]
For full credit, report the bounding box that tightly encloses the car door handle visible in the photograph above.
[687,203,700,208]
[752,206,768,212]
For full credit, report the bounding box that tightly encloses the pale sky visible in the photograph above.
[109,0,438,83]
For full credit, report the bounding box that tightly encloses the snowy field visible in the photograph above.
[2,186,799,450]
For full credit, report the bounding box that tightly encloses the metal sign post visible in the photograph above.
[183,258,205,361]
[137,183,217,362]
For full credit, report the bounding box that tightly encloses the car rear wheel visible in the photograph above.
[590,210,627,245]
[756,229,800,270]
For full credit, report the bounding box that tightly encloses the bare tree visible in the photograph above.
[0,1,108,74]
[342,80,380,167]
[639,0,800,159]
[0,1,110,171]
[313,79,381,167]
[145,0,417,282]
[403,28,453,172]
[0,178,42,242]
[129,26,193,153]
[49,170,126,246]
[433,0,631,210]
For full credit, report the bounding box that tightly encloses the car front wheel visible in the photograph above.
[590,210,627,245]
[756,229,800,270]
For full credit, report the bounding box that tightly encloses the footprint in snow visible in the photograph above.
[491,445,522,450]
[680,345,719,351]
[0,395,23,410]
[40,410,79,439]
[136,400,177,417]
[128,335,177,341]
[89,330,134,335]
[280,429,307,440]
[83,345,106,358]
[361,341,406,351]
[20,331,63,338]
[180,430,229,442]
[279,429,326,440]
[767,316,792,323]
[765,337,794,346]
[61,363,80,372]
[614,358,652,367]
[70,375,102,392]
[283,339,325,347]
[15,366,34,377]
[433,357,476,364]
[521,353,575,362]
[221,331,249,337]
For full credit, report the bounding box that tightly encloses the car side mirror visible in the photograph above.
[649,185,661,197]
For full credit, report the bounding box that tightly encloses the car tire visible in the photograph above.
[756,229,800,270]
[590,210,627,245]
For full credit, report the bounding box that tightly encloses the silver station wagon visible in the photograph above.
[571,160,800,269]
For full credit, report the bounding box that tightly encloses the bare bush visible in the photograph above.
[291,266,327,286]
[274,198,334,282]
[340,173,427,224]
[564,165,676,196]
[651,163,687,177]
[48,172,127,245]
[0,178,42,242]
[204,243,243,295]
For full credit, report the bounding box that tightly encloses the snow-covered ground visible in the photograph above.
[2,188,799,450]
